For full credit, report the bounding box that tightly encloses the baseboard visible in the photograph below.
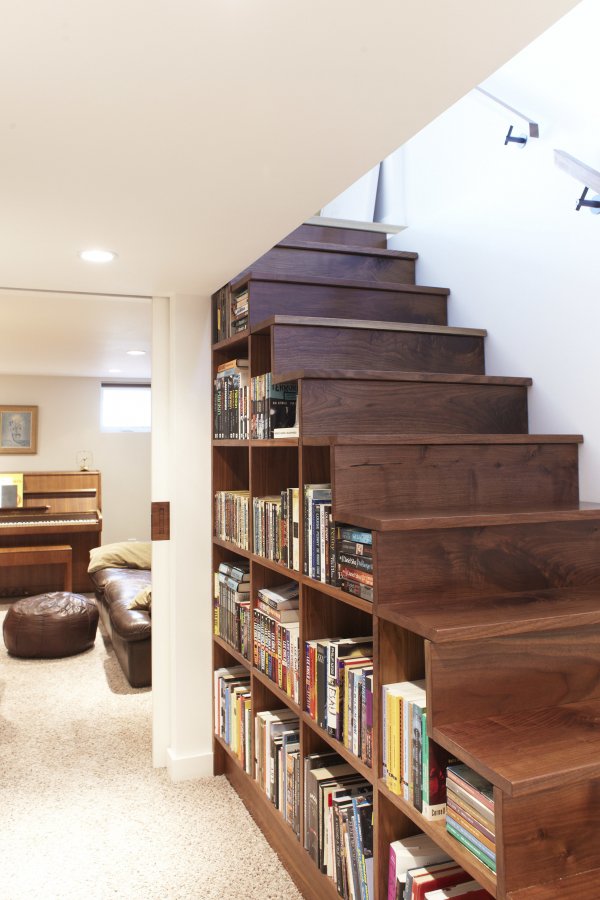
[166,746,214,781]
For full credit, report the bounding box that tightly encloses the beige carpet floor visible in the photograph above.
[0,602,303,899]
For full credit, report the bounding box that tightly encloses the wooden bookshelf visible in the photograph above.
[211,222,600,899]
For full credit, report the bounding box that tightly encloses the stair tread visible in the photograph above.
[273,369,531,386]
[433,697,600,797]
[337,501,600,532]
[380,587,600,642]
[253,314,486,337]
[233,271,450,295]
[304,433,582,446]
[507,868,600,899]
[275,238,419,259]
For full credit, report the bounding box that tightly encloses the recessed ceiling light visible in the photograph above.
[126,350,146,356]
[78,248,118,263]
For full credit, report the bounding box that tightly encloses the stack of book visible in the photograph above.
[303,750,373,899]
[230,287,249,334]
[250,373,298,439]
[213,357,249,439]
[255,709,301,838]
[253,581,300,703]
[305,635,374,766]
[445,765,496,874]
[392,834,492,899]
[213,560,251,658]
[336,525,373,602]
[303,483,333,582]
[213,666,252,774]
[214,489,250,549]
[382,680,456,820]
[389,834,451,899]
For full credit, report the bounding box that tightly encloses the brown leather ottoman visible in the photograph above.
[3,592,99,658]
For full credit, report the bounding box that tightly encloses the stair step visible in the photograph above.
[375,513,600,607]
[346,500,600,532]
[256,316,486,377]
[380,586,600,642]
[308,433,577,445]
[254,314,483,337]
[274,368,530,386]
[432,697,600,797]
[297,374,529,437]
[284,221,389,248]
[331,439,580,518]
[507,869,600,899]
[252,239,418,283]
[235,273,450,327]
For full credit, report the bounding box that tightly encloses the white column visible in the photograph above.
[165,292,213,780]
[151,295,171,768]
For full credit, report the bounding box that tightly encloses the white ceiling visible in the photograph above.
[0,0,580,377]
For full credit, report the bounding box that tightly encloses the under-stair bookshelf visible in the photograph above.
[211,220,600,900]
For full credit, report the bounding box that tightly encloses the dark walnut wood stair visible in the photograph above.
[211,221,600,899]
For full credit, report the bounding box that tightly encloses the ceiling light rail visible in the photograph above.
[554,149,600,213]
[475,86,540,146]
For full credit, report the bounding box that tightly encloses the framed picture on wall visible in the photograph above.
[0,406,38,454]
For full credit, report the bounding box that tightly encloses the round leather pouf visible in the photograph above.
[3,592,99,659]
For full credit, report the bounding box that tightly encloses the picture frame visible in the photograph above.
[0,405,38,454]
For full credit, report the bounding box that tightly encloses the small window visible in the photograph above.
[101,383,151,432]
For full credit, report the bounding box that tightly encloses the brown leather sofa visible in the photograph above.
[89,566,151,687]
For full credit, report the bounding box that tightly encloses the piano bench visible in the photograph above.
[0,545,73,592]
[3,591,99,658]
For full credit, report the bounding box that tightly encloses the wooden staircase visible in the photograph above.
[212,221,600,899]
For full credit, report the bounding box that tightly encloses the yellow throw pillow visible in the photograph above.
[128,585,152,611]
[88,541,152,574]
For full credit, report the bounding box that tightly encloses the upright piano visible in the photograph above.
[0,470,102,596]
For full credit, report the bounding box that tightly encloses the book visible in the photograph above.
[258,581,299,608]
[218,560,250,581]
[405,862,471,900]
[446,765,494,812]
[217,357,249,372]
[423,881,491,899]
[445,823,496,872]
[305,763,355,865]
[326,636,374,739]
[388,834,451,900]
[445,783,495,826]
[337,525,372,545]
[273,426,299,438]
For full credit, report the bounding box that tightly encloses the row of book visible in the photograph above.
[304,750,373,900]
[214,489,250,549]
[303,483,333,582]
[215,285,248,342]
[252,489,300,569]
[253,581,300,704]
[445,765,496,874]
[382,680,456,821]
[250,374,297,440]
[255,707,301,839]
[213,560,251,659]
[213,666,252,774]
[389,832,492,899]
[213,357,249,440]
[215,486,372,603]
[305,635,374,767]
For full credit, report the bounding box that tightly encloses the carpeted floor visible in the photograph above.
[0,602,303,899]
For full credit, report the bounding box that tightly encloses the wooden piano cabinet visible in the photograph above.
[0,471,101,596]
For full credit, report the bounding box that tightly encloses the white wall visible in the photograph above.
[388,0,600,502]
[0,374,151,544]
